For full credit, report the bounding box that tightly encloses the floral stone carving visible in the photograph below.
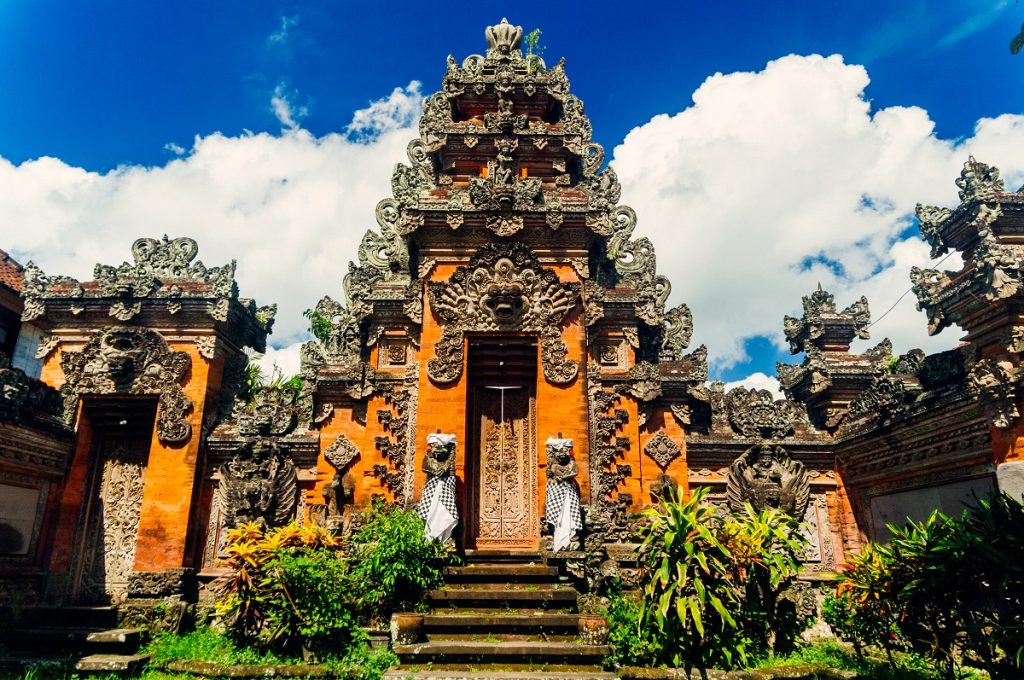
[426,242,579,384]
[725,387,808,439]
[968,356,1020,428]
[726,444,810,519]
[643,431,680,469]
[60,327,193,444]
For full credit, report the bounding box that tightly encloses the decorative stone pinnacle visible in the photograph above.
[485,18,522,57]
[783,285,870,355]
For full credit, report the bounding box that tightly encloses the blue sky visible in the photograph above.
[1,1,1023,388]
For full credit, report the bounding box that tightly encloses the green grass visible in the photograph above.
[145,628,294,666]
[748,639,988,680]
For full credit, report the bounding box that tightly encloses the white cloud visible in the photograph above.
[612,54,1024,379]
[257,342,303,380]
[723,372,784,399]
[267,15,300,47]
[0,87,424,352]
[346,82,423,142]
[271,82,310,129]
[164,142,185,155]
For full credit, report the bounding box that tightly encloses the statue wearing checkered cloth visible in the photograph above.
[416,432,459,543]
[544,437,582,551]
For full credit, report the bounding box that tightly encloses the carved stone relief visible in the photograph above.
[219,439,297,530]
[968,356,1020,428]
[60,327,193,444]
[643,431,680,469]
[725,444,810,519]
[426,243,579,384]
[725,388,809,439]
[78,435,149,603]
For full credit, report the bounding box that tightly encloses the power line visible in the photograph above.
[865,249,956,330]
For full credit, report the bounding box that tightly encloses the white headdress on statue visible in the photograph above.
[545,437,573,451]
[426,433,457,447]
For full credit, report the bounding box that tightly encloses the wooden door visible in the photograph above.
[472,386,538,551]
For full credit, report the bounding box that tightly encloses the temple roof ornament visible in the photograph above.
[783,284,870,355]
[485,19,523,58]
[21,236,274,350]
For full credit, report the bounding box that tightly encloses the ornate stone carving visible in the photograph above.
[426,243,579,384]
[324,434,360,474]
[783,285,869,355]
[725,388,808,439]
[219,439,297,530]
[485,18,522,57]
[643,431,680,469]
[972,216,1021,302]
[373,386,415,502]
[726,444,810,519]
[195,336,218,360]
[968,356,1020,428]
[915,203,953,258]
[845,375,919,426]
[34,335,59,360]
[60,327,193,444]
[0,360,63,422]
[909,266,955,336]
[235,386,299,436]
[956,155,1004,203]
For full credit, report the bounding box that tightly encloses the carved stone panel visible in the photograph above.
[725,444,810,519]
[60,327,193,445]
[219,440,297,530]
[643,431,680,470]
[77,433,150,603]
[473,386,537,550]
[426,243,579,385]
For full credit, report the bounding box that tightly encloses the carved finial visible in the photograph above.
[956,156,1004,203]
[485,18,522,57]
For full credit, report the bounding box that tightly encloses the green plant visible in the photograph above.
[637,486,749,672]
[634,487,810,674]
[604,586,659,668]
[304,308,333,343]
[827,542,904,664]
[352,500,452,624]
[524,28,544,73]
[214,521,356,656]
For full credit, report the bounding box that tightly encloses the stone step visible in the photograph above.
[462,550,543,563]
[20,606,120,629]
[423,612,583,633]
[393,640,610,665]
[4,627,145,649]
[428,587,577,611]
[444,563,558,582]
[383,671,616,679]
[75,653,152,674]
[438,582,572,591]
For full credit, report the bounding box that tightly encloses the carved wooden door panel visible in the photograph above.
[76,432,150,603]
[473,387,537,550]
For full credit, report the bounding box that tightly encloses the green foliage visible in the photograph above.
[524,28,544,73]
[351,500,451,624]
[748,639,946,679]
[634,487,809,672]
[1011,22,1024,54]
[214,522,356,655]
[327,644,399,680]
[603,586,660,668]
[146,627,289,665]
[304,308,333,343]
[829,493,1024,680]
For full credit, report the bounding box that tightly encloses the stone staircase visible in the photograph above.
[385,552,614,679]
[0,605,150,675]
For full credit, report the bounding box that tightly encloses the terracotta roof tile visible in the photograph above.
[0,248,25,293]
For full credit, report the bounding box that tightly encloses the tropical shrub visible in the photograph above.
[828,492,1024,680]
[351,500,451,624]
[604,586,659,668]
[215,521,358,655]
[634,486,809,672]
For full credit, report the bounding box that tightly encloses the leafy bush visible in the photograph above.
[828,493,1024,680]
[147,627,289,665]
[215,521,358,656]
[351,500,452,624]
[634,486,809,672]
[604,586,659,668]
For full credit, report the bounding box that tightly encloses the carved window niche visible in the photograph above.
[378,338,410,369]
[596,338,628,370]
[0,475,48,562]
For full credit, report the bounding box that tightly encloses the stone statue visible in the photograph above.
[544,437,582,551]
[220,439,298,530]
[416,432,459,542]
[726,444,810,519]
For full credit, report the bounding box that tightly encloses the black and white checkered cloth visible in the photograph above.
[417,474,458,524]
[545,479,583,532]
